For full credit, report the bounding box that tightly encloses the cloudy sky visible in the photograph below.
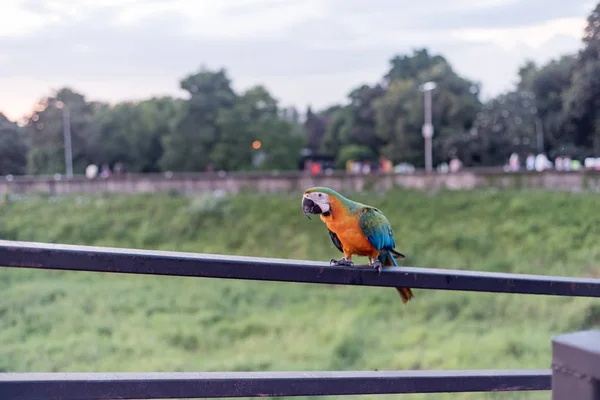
[0,0,595,121]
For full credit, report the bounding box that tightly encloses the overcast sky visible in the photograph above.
[0,0,595,121]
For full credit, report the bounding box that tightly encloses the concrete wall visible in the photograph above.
[1,170,599,196]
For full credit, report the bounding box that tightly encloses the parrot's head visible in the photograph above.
[302,187,339,219]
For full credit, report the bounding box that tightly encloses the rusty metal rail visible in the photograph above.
[0,240,599,297]
[0,370,551,399]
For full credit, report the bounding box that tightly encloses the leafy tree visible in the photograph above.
[374,51,481,166]
[24,88,104,175]
[304,106,327,153]
[559,3,600,157]
[384,48,446,83]
[211,85,277,171]
[527,56,576,155]
[456,91,539,166]
[320,84,385,163]
[320,106,353,157]
[12,30,600,174]
[210,85,305,171]
[346,84,386,152]
[517,60,539,92]
[0,113,28,175]
[280,106,301,124]
[241,87,305,171]
[251,118,306,171]
[94,97,183,172]
[373,79,422,164]
[160,68,236,171]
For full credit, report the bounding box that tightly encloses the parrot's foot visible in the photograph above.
[369,259,383,275]
[330,257,354,266]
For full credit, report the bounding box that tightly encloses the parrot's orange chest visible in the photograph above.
[320,200,377,257]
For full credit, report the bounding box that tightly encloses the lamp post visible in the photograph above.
[535,118,544,153]
[420,81,437,172]
[55,101,73,178]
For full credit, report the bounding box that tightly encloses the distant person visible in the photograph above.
[100,163,112,179]
[85,164,98,179]
[526,153,535,171]
[509,153,520,171]
[584,157,596,169]
[555,156,563,171]
[535,153,550,172]
[345,160,353,173]
[304,160,313,174]
[449,157,462,173]
[380,156,393,173]
[113,161,125,175]
[370,161,380,173]
[310,162,321,176]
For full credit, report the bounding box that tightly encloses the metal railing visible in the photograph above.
[0,240,598,399]
[551,330,600,399]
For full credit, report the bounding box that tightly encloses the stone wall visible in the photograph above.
[1,170,599,196]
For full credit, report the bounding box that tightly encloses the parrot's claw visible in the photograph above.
[330,258,354,266]
[369,259,383,275]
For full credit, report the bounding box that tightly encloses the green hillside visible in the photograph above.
[1,188,599,400]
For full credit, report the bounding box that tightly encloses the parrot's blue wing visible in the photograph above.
[328,229,344,254]
[358,207,396,251]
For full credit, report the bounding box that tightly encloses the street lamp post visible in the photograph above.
[527,91,544,154]
[420,81,437,173]
[535,117,544,154]
[56,101,73,179]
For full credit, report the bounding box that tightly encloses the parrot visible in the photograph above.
[301,186,414,304]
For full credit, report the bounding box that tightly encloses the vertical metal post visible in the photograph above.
[62,105,73,178]
[424,89,432,127]
[422,89,434,172]
[551,330,600,400]
[535,117,544,154]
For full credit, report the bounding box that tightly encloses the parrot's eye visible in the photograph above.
[318,193,322,198]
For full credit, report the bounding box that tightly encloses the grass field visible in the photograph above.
[1,188,599,400]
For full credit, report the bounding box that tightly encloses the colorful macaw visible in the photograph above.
[301,186,414,304]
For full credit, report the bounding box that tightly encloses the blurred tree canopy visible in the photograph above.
[0,113,28,175]
[3,3,599,175]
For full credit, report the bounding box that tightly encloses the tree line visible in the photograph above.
[0,3,598,176]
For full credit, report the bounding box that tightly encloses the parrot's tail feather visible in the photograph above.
[380,250,400,266]
[380,250,412,304]
[395,287,414,304]
[390,249,406,259]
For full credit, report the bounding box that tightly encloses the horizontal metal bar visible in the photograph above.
[0,370,551,399]
[0,240,599,297]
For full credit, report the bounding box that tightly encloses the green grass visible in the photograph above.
[1,188,599,400]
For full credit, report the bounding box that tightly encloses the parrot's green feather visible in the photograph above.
[358,207,396,251]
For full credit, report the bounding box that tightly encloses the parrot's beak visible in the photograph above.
[302,197,322,220]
